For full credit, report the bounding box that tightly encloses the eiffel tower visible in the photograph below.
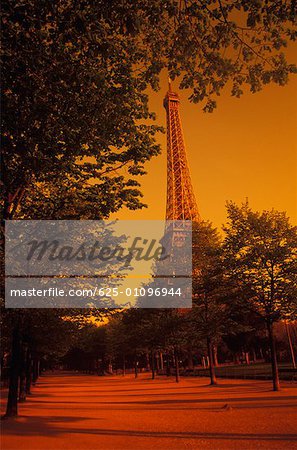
[164,82,199,222]
[145,83,197,307]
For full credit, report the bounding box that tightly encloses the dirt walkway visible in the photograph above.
[1,373,297,450]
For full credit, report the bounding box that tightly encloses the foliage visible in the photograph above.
[223,201,297,323]
[172,0,297,110]
[2,0,296,217]
[1,307,79,361]
[191,220,239,342]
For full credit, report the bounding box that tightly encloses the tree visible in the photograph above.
[107,308,187,382]
[134,309,186,382]
[2,1,296,217]
[63,324,108,374]
[158,309,188,383]
[1,307,80,417]
[114,309,150,378]
[223,201,297,391]
[1,201,128,418]
[1,0,162,220]
[192,221,237,385]
[106,314,133,376]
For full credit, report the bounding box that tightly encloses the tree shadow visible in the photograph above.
[2,416,297,441]
[95,395,297,405]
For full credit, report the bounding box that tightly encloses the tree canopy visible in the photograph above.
[2,0,296,218]
[223,201,297,323]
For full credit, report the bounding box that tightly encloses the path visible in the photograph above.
[1,373,297,450]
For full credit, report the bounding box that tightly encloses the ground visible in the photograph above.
[1,373,297,450]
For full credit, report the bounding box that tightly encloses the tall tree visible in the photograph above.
[192,221,237,385]
[1,307,80,417]
[223,201,297,390]
[106,314,135,376]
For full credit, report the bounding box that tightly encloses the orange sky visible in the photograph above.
[112,50,297,231]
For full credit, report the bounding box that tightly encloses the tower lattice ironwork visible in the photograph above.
[164,83,200,221]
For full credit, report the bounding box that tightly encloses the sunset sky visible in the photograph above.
[112,48,297,231]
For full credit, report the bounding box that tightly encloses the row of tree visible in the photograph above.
[65,204,296,391]
[2,201,296,418]
[0,307,109,417]
[25,203,296,390]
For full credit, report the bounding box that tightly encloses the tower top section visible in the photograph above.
[163,80,180,109]
[163,83,200,221]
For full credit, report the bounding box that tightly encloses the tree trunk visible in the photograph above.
[151,351,155,380]
[213,345,218,367]
[19,373,26,402]
[5,326,21,417]
[207,337,217,385]
[156,353,160,372]
[245,352,250,365]
[267,320,280,391]
[174,347,179,383]
[25,349,32,395]
[252,348,257,362]
[32,359,39,384]
[134,359,138,378]
[108,358,113,374]
[19,343,27,402]
[285,321,296,369]
[145,352,150,371]
[166,356,171,377]
[187,349,194,370]
[159,352,164,371]
[3,186,26,221]
[19,343,28,402]
[122,355,126,376]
